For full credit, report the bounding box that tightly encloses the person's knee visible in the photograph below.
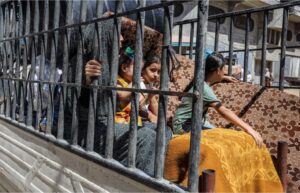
[138,127,156,143]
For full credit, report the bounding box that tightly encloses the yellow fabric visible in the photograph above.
[164,128,283,193]
[115,76,142,126]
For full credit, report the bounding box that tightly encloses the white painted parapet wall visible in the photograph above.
[0,120,158,193]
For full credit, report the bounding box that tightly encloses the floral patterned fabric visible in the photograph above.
[121,17,163,57]
[167,54,195,123]
[121,16,299,192]
[208,82,300,192]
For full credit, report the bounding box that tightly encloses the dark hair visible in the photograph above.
[118,51,134,75]
[143,55,161,71]
[205,53,225,79]
[183,52,225,93]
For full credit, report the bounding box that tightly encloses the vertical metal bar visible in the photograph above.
[25,0,33,127]
[11,2,17,121]
[18,0,26,123]
[154,1,173,179]
[188,0,209,191]
[0,3,3,40]
[32,0,39,130]
[86,0,104,150]
[15,1,22,102]
[4,5,11,118]
[189,22,194,59]
[57,0,73,139]
[178,24,182,55]
[3,44,9,117]
[127,0,145,167]
[243,13,250,83]
[260,11,268,86]
[46,0,60,134]
[7,42,14,118]
[71,0,87,145]
[228,16,233,76]
[105,0,123,158]
[12,1,21,120]
[279,7,289,91]
[4,3,8,38]
[199,169,215,192]
[0,47,3,115]
[39,0,48,129]
[0,3,2,114]
[277,141,288,192]
[214,18,220,52]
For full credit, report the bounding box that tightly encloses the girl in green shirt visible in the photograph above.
[173,52,263,148]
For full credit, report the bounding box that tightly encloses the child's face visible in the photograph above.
[142,62,161,83]
[214,66,225,82]
[121,62,134,82]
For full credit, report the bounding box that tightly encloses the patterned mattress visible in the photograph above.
[121,16,300,192]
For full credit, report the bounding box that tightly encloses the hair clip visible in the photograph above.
[124,46,135,59]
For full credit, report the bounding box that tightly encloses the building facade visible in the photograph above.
[172,0,300,88]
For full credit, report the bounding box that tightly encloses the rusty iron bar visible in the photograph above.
[277,141,288,192]
[199,169,215,193]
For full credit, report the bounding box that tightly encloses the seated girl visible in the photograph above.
[173,52,263,145]
[83,47,165,176]
[139,55,161,123]
[115,47,160,125]
[164,52,283,192]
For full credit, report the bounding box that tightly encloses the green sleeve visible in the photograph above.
[172,83,220,134]
[203,82,220,105]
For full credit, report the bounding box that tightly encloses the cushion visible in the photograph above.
[209,82,300,192]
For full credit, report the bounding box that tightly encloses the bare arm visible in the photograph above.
[222,75,238,83]
[116,82,133,100]
[148,94,158,116]
[210,102,263,148]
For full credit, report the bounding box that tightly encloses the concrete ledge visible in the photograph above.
[0,119,159,193]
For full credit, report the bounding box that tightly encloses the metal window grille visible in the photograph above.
[0,0,209,192]
[174,1,300,90]
[2,0,298,192]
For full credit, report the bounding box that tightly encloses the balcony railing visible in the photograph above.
[0,0,209,192]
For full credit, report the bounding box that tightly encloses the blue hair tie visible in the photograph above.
[205,48,214,59]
